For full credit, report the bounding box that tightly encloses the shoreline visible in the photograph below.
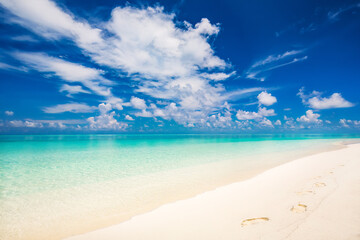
[1,139,358,240]
[66,142,360,240]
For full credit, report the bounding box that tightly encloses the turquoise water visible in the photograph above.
[0,134,358,198]
[0,134,359,239]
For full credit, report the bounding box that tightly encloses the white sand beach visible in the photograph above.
[66,143,360,240]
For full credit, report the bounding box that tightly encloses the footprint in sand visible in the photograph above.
[314,182,326,187]
[291,203,307,213]
[241,217,269,226]
[296,190,315,196]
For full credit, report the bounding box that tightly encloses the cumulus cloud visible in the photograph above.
[258,118,273,128]
[134,110,153,118]
[96,9,226,78]
[3,0,314,131]
[308,93,354,109]
[98,7,231,118]
[87,103,127,130]
[284,116,296,129]
[9,120,43,128]
[6,119,86,129]
[298,87,354,110]
[206,110,233,128]
[130,97,147,110]
[125,115,134,121]
[296,110,322,124]
[9,120,24,127]
[1,1,240,127]
[257,91,277,106]
[106,97,124,110]
[5,110,14,116]
[339,119,360,128]
[43,103,97,113]
[274,120,281,126]
[236,107,275,120]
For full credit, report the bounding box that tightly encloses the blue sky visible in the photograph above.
[0,0,359,133]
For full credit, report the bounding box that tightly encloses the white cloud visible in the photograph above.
[106,97,124,110]
[87,111,127,130]
[7,119,86,129]
[206,110,233,128]
[236,107,275,120]
[235,110,260,120]
[258,107,276,117]
[328,3,360,21]
[235,120,251,130]
[9,120,43,128]
[125,115,134,121]
[284,116,296,129]
[257,91,277,106]
[59,84,90,97]
[339,119,350,128]
[259,56,308,72]
[98,103,113,114]
[274,120,281,126]
[5,110,14,116]
[296,110,322,124]
[339,119,360,128]
[13,52,113,97]
[24,121,42,128]
[258,118,274,128]
[251,50,303,68]
[43,103,96,113]
[308,93,354,109]
[0,62,28,72]
[11,35,38,42]
[298,88,354,110]
[245,50,307,81]
[96,7,231,120]
[87,103,127,130]
[134,110,153,118]
[48,122,66,128]
[9,120,24,127]
[96,9,226,78]
[0,0,102,45]
[4,1,302,130]
[36,119,85,125]
[2,1,240,127]
[201,71,235,81]
[130,96,147,110]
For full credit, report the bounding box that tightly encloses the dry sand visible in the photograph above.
[66,143,360,240]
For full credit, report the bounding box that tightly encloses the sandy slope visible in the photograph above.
[66,143,360,240]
